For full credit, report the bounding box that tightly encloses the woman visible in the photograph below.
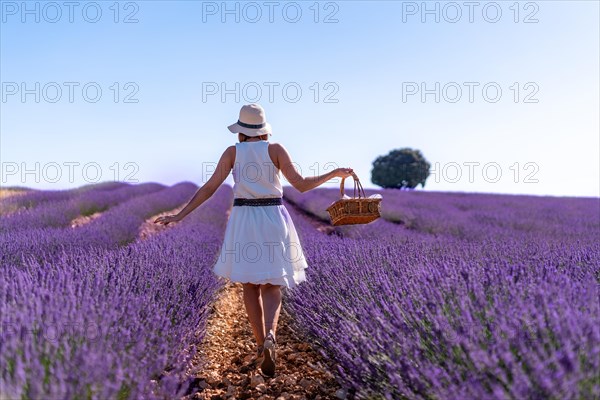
[155,103,353,377]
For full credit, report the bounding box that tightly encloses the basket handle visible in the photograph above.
[340,172,366,199]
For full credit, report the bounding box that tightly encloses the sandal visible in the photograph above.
[260,330,277,377]
[257,344,264,357]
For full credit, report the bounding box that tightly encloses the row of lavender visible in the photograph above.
[1,182,199,266]
[1,182,166,232]
[0,181,130,216]
[283,186,599,241]
[1,184,233,399]
[282,190,600,399]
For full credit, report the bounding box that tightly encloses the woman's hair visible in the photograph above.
[239,132,269,142]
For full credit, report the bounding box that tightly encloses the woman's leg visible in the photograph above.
[260,283,282,340]
[242,283,265,345]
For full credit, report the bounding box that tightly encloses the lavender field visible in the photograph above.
[283,187,599,399]
[1,183,599,399]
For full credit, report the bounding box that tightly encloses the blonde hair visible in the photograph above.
[239,132,269,142]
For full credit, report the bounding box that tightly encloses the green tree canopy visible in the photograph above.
[371,148,431,189]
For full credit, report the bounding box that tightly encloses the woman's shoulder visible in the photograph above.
[267,141,286,151]
[267,141,285,155]
[223,145,236,161]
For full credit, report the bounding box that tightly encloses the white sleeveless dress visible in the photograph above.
[212,140,308,289]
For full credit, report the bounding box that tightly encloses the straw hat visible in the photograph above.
[227,103,272,137]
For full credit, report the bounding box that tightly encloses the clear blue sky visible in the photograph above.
[1,1,598,197]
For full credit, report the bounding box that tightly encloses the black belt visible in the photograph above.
[233,197,283,207]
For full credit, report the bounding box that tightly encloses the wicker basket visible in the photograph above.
[326,172,382,226]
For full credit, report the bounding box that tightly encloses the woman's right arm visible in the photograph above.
[274,143,353,193]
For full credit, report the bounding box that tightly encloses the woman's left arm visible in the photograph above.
[155,146,234,225]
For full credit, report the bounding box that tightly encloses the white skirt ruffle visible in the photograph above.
[212,204,308,289]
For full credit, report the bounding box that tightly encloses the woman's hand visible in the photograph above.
[154,214,182,226]
[334,167,355,179]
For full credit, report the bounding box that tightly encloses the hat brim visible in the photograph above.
[227,122,272,137]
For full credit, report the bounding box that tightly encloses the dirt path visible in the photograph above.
[0,189,29,200]
[138,205,187,240]
[143,205,345,400]
[70,212,103,228]
[72,201,186,230]
[183,281,343,400]
[0,189,30,216]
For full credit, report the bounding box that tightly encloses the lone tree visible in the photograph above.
[371,148,431,189]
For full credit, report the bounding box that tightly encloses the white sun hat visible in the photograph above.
[227,103,273,137]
